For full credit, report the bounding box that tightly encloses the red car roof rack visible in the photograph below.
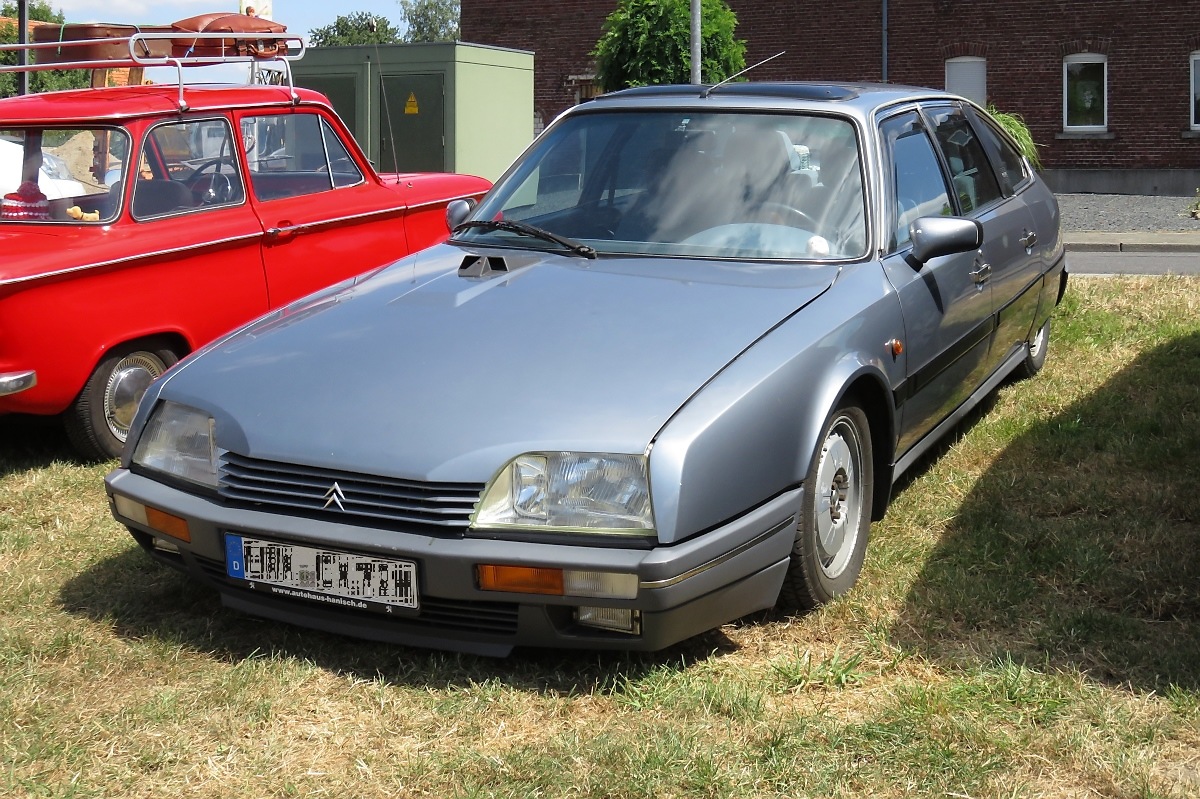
[0,26,306,110]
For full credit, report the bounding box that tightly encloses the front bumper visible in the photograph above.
[0,370,36,398]
[105,468,800,656]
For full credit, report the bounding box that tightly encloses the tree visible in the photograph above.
[593,0,745,92]
[398,0,458,43]
[308,12,403,47]
[0,0,89,98]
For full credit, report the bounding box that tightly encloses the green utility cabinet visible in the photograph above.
[291,42,534,182]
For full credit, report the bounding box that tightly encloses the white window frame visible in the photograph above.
[1191,51,1200,130]
[945,56,987,106]
[1063,53,1108,132]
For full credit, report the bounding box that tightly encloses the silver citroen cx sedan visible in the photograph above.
[105,82,1065,656]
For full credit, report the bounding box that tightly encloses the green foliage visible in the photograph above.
[771,647,866,691]
[592,0,746,91]
[398,0,459,43]
[0,1,89,98]
[987,105,1042,171]
[307,12,403,47]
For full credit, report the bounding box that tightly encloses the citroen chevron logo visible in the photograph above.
[322,481,347,512]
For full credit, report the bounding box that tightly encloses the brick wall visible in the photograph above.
[462,1,882,122]
[463,0,1200,174]
[886,0,1200,171]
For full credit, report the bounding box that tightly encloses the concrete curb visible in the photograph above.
[1065,232,1200,253]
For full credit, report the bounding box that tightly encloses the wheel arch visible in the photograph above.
[68,329,192,424]
[652,350,900,543]
[80,331,192,385]
[63,331,192,461]
[836,372,896,522]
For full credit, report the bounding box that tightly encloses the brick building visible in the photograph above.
[462,0,1200,194]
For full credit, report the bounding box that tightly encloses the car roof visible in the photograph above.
[0,83,334,125]
[585,81,966,118]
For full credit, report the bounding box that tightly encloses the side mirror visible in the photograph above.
[907,216,983,266]
[446,198,477,232]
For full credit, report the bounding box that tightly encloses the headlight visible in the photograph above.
[131,401,218,489]
[473,452,654,535]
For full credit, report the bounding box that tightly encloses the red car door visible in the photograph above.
[239,108,412,308]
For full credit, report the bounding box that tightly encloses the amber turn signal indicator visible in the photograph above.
[145,506,191,542]
[113,494,192,542]
[477,564,564,595]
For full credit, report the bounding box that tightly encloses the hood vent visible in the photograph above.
[459,254,510,277]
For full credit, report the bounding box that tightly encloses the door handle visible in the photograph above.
[266,223,299,241]
[1019,230,1038,250]
[969,261,992,284]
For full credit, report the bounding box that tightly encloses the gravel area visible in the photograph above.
[1056,193,1200,233]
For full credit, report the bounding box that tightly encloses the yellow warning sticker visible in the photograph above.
[404,93,419,115]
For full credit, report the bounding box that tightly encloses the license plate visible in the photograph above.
[225,534,418,612]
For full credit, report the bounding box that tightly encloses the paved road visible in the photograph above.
[1066,250,1200,276]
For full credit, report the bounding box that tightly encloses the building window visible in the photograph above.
[566,75,602,106]
[945,56,986,106]
[1192,51,1200,129]
[1063,53,1107,131]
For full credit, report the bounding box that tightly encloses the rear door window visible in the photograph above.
[968,107,1030,197]
[924,105,1003,214]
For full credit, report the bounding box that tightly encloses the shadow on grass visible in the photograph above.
[58,544,733,693]
[0,415,86,476]
[892,332,1200,691]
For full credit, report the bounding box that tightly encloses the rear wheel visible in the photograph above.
[778,403,873,611]
[1014,319,1050,379]
[64,343,179,461]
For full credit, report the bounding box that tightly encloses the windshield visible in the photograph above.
[459,110,867,260]
[0,127,130,224]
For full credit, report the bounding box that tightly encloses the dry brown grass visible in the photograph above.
[2,276,1198,798]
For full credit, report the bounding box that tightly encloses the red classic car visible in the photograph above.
[0,30,490,460]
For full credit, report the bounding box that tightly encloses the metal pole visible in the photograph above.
[881,0,888,83]
[17,0,29,95]
[690,0,701,84]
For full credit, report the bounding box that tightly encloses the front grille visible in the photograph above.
[192,553,520,635]
[219,452,483,534]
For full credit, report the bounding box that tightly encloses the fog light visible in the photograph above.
[576,606,640,635]
[152,538,180,554]
[112,495,190,542]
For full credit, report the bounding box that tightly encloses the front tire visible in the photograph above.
[64,343,179,461]
[778,403,873,612]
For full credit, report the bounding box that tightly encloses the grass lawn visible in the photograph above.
[2,275,1198,798]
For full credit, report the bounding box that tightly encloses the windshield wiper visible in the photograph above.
[453,219,597,259]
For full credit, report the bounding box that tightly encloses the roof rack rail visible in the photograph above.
[0,31,306,109]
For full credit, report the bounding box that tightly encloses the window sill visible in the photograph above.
[1183,129,1200,139]
[1056,131,1115,140]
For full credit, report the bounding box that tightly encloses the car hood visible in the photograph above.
[158,244,840,482]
